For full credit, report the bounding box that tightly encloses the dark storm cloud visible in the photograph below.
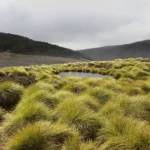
[0,0,150,49]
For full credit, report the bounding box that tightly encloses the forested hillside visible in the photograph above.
[0,32,88,59]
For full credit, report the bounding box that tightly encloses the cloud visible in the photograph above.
[0,0,150,49]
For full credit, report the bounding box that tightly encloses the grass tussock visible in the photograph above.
[54,90,75,101]
[0,107,4,121]
[6,121,79,150]
[84,78,102,87]
[63,82,88,94]
[96,115,150,150]
[0,81,24,109]
[4,102,51,134]
[22,81,55,98]
[53,98,101,140]
[21,90,60,109]
[100,94,150,122]
[78,94,101,112]
[44,77,65,89]
[87,87,112,104]
[8,68,28,77]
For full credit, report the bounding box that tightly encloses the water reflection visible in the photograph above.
[59,72,113,78]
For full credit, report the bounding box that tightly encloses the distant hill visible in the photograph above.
[79,40,150,60]
[0,32,88,60]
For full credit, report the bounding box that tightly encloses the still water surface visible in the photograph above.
[59,72,113,78]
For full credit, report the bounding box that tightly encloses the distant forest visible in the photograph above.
[0,32,87,59]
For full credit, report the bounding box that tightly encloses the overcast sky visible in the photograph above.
[1,0,150,50]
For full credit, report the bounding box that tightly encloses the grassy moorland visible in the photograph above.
[0,58,150,149]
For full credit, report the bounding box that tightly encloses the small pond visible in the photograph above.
[59,72,113,78]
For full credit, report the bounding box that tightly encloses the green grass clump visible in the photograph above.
[126,86,143,96]
[87,87,112,104]
[84,78,102,87]
[43,76,65,89]
[0,107,4,121]
[141,82,150,94]
[22,81,55,98]
[100,98,123,117]
[0,81,24,109]
[54,90,75,101]
[4,102,51,134]
[63,82,88,94]
[79,142,98,150]
[78,94,101,112]
[34,81,56,92]
[63,140,98,150]
[54,98,101,140]
[62,136,81,150]
[36,72,51,80]
[0,70,6,77]
[8,68,28,77]
[96,115,150,150]
[135,70,149,79]
[120,95,150,122]
[100,94,150,122]
[36,74,64,89]
[21,90,60,109]
[6,121,78,150]
[63,77,82,83]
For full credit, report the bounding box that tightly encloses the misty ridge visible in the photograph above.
[79,40,150,60]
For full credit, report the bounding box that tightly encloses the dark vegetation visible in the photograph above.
[0,32,88,60]
[79,40,150,60]
[0,58,150,149]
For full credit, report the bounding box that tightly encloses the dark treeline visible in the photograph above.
[0,32,88,59]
